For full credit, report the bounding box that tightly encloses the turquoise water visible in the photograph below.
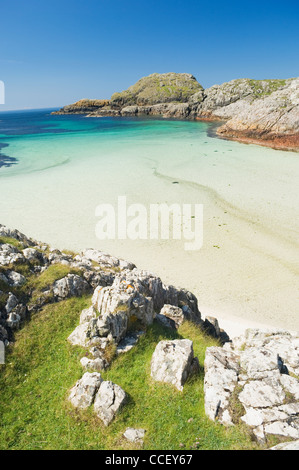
[0,109,298,332]
[0,109,213,175]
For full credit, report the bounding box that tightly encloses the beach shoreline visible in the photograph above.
[0,113,298,338]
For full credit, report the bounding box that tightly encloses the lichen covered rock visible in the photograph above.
[204,328,299,443]
[151,339,198,391]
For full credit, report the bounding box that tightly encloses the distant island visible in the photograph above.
[53,72,299,151]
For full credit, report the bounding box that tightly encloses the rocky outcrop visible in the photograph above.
[110,73,203,108]
[53,73,298,150]
[52,99,110,115]
[217,78,299,150]
[204,328,299,443]
[67,267,202,371]
[0,224,135,346]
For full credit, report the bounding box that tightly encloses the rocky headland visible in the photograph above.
[1,224,299,449]
[53,73,299,151]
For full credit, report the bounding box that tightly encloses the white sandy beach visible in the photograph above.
[0,122,298,339]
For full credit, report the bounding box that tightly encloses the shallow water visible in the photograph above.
[0,109,298,334]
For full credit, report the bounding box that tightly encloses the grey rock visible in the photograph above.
[53,274,90,300]
[151,339,197,391]
[158,304,185,328]
[269,440,299,450]
[93,380,127,426]
[80,356,108,372]
[6,311,21,330]
[67,322,90,347]
[123,428,146,444]
[80,306,97,324]
[68,372,103,409]
[0,244,25,266]
[204,328,299,442]
[0,224,36,246]
[239,378,285,408]
[6,271,26,287]
[82,248,135,271]
[204,347,240,425]
[203,316,221,338]
[5,293,18,313]
[116,331,145,354]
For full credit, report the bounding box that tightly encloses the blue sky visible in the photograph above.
[0,0,298,110]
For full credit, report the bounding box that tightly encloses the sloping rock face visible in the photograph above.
[217,78,299,149]
[191,78,289,119]
[204,328,299,443]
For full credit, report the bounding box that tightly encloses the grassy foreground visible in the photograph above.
[0,296,258,450]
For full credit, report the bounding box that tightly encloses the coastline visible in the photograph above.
[52,73,299,153]
[1,111,298,338]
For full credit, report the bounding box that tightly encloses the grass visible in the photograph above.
[0,297,258,450]
[0,236,25,251]
[29,264,81,293]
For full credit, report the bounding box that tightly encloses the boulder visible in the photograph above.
[6,271,26,287]
[151,339,198,391]
[67,322,90,347]
[68,372,102,409]
[5,293,18,313]
[157,304,185,328]
[93,380,127,426]
[53,274,91,300]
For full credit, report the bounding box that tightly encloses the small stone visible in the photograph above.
[123,428,146,444]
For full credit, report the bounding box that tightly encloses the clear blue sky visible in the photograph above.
[0,0,298,110]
